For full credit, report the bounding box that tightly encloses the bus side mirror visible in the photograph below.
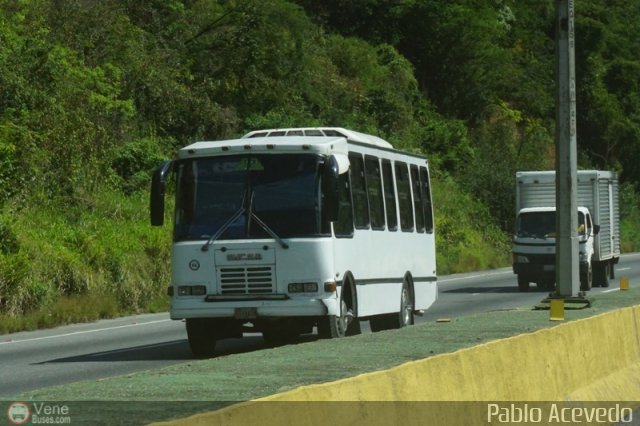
[150,161,173,226]
[593,224,600,235]
[323,155,340,222]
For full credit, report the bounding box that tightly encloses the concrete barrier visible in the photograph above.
[153,306,640,426]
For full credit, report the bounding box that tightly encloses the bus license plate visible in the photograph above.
[234,307,257,319]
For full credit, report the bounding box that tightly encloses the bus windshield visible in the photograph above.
[173,154,326,241]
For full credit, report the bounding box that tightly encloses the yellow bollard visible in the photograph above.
[620,276,630,291]
[550,298,565,321]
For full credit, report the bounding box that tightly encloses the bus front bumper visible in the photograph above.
[170,296,338,320]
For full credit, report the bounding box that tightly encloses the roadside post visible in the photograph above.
[620,276,630,291]
[549,298,565,321]
[555,0,580,300]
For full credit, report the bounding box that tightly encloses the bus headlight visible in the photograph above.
[288,282,318,293]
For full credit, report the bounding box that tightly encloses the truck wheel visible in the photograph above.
[600,263,610,288]
[186,318,217,358]
[517,275,529,292]
[580,262,593,291]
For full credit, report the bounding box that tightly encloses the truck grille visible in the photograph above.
[218,266,274,294]
[527,254,555,265]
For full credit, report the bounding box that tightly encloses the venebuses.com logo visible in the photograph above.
[7,402,30,424]
[6,401,72,424]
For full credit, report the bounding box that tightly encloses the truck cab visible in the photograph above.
[512,206,597,292]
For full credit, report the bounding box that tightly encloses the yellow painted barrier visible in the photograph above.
[152,306,640,426]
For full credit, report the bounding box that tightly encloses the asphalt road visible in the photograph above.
[2,253,639,398]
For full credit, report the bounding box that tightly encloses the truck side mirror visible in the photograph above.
[150,161,173,226]
[322,155,340,222]
[593,224,600,235]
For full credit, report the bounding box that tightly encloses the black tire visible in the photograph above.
[610,262,615,280]
[517,275,529,292]
[580,261,593,291]
[186,318,217,358]
[345,315,362,336]
[594,263,611,287]
[370,280,413,331]
[318,277,360,338]
[390,281,414,329]
[317,297,348,338]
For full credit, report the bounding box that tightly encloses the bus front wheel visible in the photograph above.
[317,297,348,338]
[186,318,217,358]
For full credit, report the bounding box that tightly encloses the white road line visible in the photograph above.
[0,319,171,345]
[617,267,631,271]
[439,270,512,283]
[602,288,620,293]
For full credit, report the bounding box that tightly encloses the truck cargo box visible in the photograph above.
[515,170,620,260]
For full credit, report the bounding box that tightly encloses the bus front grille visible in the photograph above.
[218,266,274,294]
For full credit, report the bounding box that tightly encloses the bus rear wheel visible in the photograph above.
[186,318,217,358]
[389,281,414,328]
[370,281,414,331]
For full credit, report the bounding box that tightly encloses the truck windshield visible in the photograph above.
[516,211,586,238]
[173,154,327,241]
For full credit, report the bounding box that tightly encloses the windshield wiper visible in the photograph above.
[201,189,289,251]
[250,211,289,249]
[201,189,247,252]
[247,190,289,249]
[201,206,245,251]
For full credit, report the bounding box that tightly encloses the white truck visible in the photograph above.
[512,170,620,292]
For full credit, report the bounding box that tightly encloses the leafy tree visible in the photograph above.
[574,1,640,182]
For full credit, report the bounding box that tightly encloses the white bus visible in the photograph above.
[150,127,437,356]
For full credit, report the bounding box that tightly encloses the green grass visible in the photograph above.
[0,293,120,334]
[0,188,171,331]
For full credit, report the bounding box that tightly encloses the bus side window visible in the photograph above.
[334,172,354,237]
[349,153,370,229]
[365,155,385,230]
[410,165,425,233]
[395,162,414,232]
[381,160,398,231]
[420,166,434,233]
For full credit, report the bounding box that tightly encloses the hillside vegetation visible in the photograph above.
[1,0,639,332]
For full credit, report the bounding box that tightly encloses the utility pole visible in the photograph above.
[555,0,580,297]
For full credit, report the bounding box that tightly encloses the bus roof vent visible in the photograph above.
[242,127,393,148]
